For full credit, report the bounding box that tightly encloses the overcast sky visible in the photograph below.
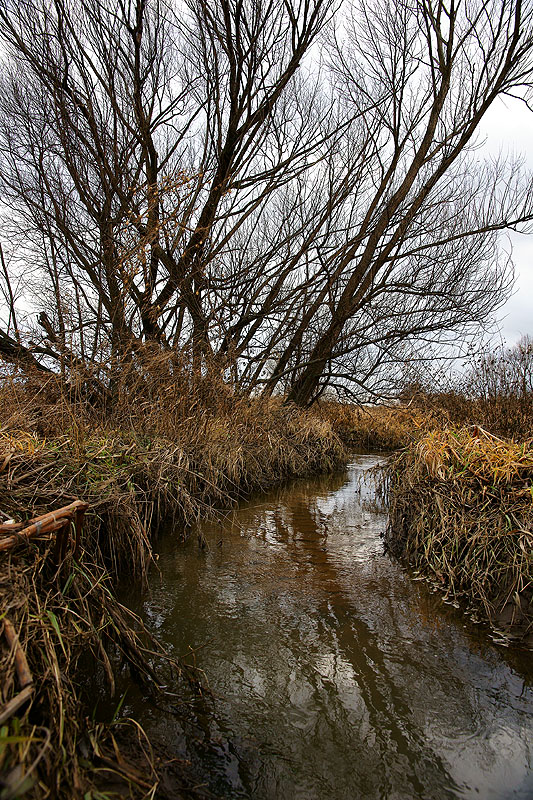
[479,97,533,347]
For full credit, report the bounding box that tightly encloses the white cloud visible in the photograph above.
[479,97,533,345]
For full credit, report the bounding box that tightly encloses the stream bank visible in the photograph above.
[3,386,532,798]
[0,392,346,799]
[124,454,533,800]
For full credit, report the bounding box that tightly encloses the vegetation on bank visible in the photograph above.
[2,341,533,797]
[381,347,533,646]
[385,428,533,645]
[316,401,433,451]
[0,374,345,800]
[323,344,533,646]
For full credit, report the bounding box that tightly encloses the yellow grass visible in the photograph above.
[386,426,533,645]
[315,401,432,450]
[0,373,347,799]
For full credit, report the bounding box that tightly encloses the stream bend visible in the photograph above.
[129,455,533,800]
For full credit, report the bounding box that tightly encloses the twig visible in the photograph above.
[0,684,34,725]
[4,617,33,688]
[0,500,88,553]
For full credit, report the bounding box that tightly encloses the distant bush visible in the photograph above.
[400,337,533,440]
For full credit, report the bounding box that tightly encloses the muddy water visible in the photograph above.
[129,455,533,799]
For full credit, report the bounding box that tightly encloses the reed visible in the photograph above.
[0,400,345,574]
[401,389,533,441]
[0,367,346,798]
[316,400,432,450]
[0,544,210,799]
[385,426,533,644]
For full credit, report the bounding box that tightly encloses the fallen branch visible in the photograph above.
[0,500,89,553]
[0,617,35,725]
[0,684,34,725]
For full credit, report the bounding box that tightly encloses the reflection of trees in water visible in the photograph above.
[224,463,458,797]
[146,459,533,799]
[267,469,350,508]
[274,508,458,794]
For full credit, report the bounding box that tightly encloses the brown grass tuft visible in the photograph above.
[0,546,206,799]
[385,426,533,645]
[0,364,347,797]
[315,400,432,450]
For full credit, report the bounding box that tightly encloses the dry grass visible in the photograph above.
[402,387,533,441]
[385,426,533,644]
[0,405,345,575]
[0,359,346,577]
[0,546,209,799]
[316,400,433,450]
[4,358,531,796]
[0,364,347,798]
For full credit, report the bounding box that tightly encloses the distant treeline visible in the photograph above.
[401,336,533,440]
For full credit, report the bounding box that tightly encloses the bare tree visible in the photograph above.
[0,0,334,377]
[466,335,533,399]
[259,0,533,404]
[0,0,532,405]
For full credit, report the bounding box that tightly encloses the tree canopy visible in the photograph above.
[0,0,532,403]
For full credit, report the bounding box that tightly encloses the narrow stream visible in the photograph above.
[127,455,533,799]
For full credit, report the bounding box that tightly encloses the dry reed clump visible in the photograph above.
[0,367,346,798]
[316,401,432,450]
[385,426,533,644]
[403,388,533,441]
[0,376,345,579]
[0,547,207,799]
[0,432,210,797]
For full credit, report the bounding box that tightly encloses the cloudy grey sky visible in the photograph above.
[479,97,533,346]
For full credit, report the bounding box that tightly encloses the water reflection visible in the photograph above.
[131,455,533,799]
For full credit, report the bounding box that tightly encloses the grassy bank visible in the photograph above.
[385,427,533,645]
[3,372,531,797]
[0,376,346,799]
[314,400,431,451]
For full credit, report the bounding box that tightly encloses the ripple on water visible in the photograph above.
[126,455,533,800]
